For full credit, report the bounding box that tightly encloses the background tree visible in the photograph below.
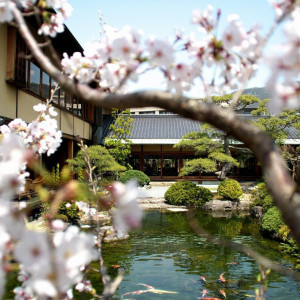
[67,145,126,185]
[174,94,260,179]
[104,108,134,169]
[251,99,300,181]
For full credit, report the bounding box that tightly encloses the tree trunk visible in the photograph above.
[218,134,233,180]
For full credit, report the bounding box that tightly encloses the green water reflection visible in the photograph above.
[102,210,300,300]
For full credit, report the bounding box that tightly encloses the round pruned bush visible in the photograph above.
[189,186,213,207]
[261,207,285,237]
[217,179,242,200]
[119,170,150,187]
[164,181,212,207]
[165,181,200,206]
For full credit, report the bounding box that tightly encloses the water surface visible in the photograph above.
[102,210,300,299]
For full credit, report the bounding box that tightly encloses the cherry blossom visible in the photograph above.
[0,0,15,23]
[61,52,94,84]
[109,181,143,237]
[146,36,174,67]
[222,14,246,51]
[191,5,218,32]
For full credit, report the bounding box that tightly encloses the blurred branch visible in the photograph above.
[186,209,300,281]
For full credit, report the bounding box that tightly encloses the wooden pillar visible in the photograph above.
[68,139,73,159]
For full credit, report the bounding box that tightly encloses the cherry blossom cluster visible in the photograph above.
[0,0,72,37]
[60,6,264,96]
[264,4,300,113]
[1,103,62,157]
[13,226,98,298]
[109,181,143,238]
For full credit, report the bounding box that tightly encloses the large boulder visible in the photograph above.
[202,199,250,211]
[251,206,264,218]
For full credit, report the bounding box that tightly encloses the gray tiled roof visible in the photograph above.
[103,115,201,140]
[102,114,299,141]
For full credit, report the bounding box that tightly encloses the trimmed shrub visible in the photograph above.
[261,207,285,236]
[165,181,199,206]
[189,186,213,207]
[55,214,69,223]
[57,200,81,224]
[119,170,150,186]
[217,179,242,200]
[250,182,274,212]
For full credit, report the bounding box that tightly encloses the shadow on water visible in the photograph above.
[102,210,300,300]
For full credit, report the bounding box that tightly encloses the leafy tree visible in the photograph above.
[251,99,300,181]
[251,99,300,145]
[104,108,133,169]
[67,145,126,184]
[174,94,260,179]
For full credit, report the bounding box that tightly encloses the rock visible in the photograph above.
[100,225,129,242]
[202,199,251,211]
[251,206,264,218]
[80,212,111,226]
[166,207,188,212]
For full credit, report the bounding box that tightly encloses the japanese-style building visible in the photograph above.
[0,17,101,171]
[102,107,300,183]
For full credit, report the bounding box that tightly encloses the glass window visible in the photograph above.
[42,72,50,99]
[144,155,160,176]
[77,99,82,116]
[60,88,66,108]
[239,157,256,176]
[162,155,179,176]
[66,93,72,112]
[130,155,141,171]
[29,62,40,94]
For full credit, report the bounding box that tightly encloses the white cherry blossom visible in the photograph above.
[109,181,143,237]
[0,0,15,23]
[146,36,174,67]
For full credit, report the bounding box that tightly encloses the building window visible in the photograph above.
[42,71,50,99]
[162,155,179,176]
[144,155,160,176]
[29,62,40,94]
[130,155,141,171]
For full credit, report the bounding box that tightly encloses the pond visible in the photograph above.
[101,210,300,300]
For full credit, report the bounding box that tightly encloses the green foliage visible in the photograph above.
[261,207,285,236]
[164,181,212,207]
[217,179,242,200]
[67,145,126,182]
[250,182,274,212]
[188,186,213,207]
[104,108,133,168]
[165,181,200,206]
[58,200,81,224]
[119,170,150,186]
[41,163,72,188]
[211,94,260,111]
[55,214,68,222]
[179,158,216,176]
[251,99,300,146]
[174,129,239,177]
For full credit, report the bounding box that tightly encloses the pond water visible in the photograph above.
[101,210,300,300]
[4,210,300,299]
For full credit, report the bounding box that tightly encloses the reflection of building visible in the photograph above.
[0,20,97,171]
